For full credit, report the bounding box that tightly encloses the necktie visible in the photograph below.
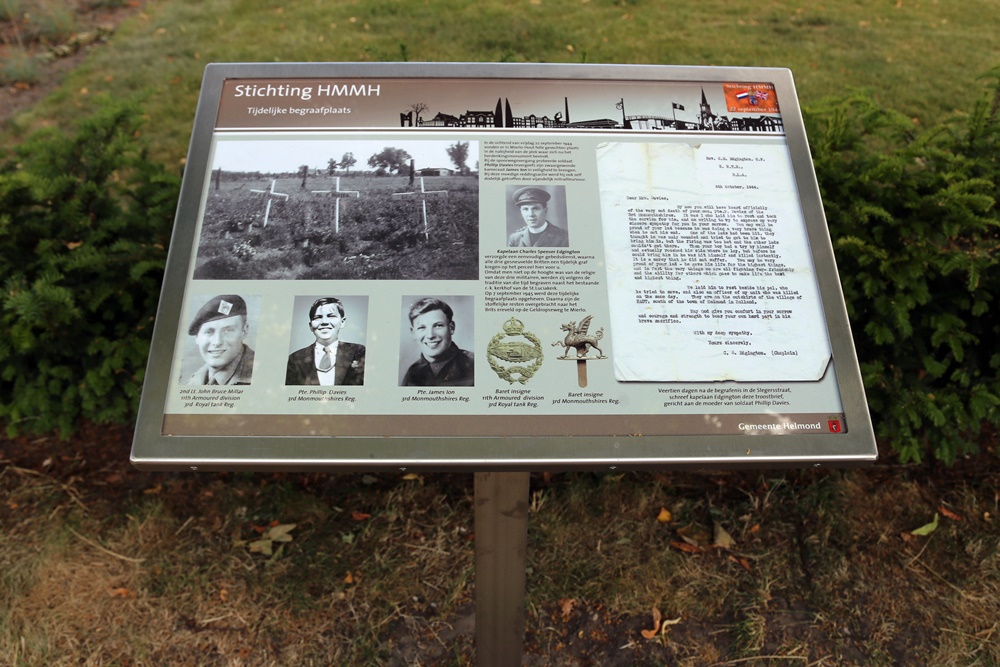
[318,346,333,372]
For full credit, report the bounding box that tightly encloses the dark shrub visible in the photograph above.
[0,98,180,436]
[804,68,1000,462]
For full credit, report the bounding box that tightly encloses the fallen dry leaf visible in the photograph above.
[351,512,372,521]
[559,598,577,621]
[676,523,711,548]
[670,540,704,554]
[713,522,736,550]
[248,539,274,555]
[728,554,752,571]
[265,524,296,542]
[938,506,963,521]
[247,524,297,556]
[641,606,662,639]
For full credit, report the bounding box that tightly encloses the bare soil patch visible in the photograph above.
[0,0,148,127]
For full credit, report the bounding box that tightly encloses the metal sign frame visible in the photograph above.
[131,62,876,471]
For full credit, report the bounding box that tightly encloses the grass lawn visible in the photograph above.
[2,427,998,665]
[2,1,999,665]
[3,0,1000,166]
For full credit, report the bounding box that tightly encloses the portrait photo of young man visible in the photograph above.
[182,294,257,386]
[399,296,475,387]
[506,185,569,248]
[286,296,367,386]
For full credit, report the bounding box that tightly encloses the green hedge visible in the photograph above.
[0,98,179,436]
[1,78,997,463]
[804,69,1000,463]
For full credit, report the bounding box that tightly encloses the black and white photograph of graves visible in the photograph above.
[193,137,480,281]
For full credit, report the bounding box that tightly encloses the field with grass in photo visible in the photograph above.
[194,174,479,281]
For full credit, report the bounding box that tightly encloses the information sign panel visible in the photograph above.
[131,63,876,471]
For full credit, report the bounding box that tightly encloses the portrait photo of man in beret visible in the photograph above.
[182,294,256,385]
[506,185,569,248]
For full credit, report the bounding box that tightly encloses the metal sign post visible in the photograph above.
[474,472,530,666]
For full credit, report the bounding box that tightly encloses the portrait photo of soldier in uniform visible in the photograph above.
[506,185,569,248]
[181,294,258,386]
[399,296,475,387]
[286,296,368,386]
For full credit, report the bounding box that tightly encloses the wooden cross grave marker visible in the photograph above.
[391,177,449,240]
[311,177,361,233]
[248,179,290,229]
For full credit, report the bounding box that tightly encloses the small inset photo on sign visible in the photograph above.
[193,137,480,281]
[505,184,569,248]
[399,295,475,387]
[178,294,261,386]
[285,295,369,386]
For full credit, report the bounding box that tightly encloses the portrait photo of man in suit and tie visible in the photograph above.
[285,296,368,386]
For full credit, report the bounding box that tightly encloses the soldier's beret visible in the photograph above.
[189,295,247,335]
[512,187,551,206]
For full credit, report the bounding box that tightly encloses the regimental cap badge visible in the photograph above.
[512,187,551,206]
[551,314,607,388]
[188,294,248,335]
[487,317,544,384]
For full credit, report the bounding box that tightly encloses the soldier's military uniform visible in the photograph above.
[507,186,569,247]
[402,343,475,387]
[185,295,255,385]
[507,222,569,247]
